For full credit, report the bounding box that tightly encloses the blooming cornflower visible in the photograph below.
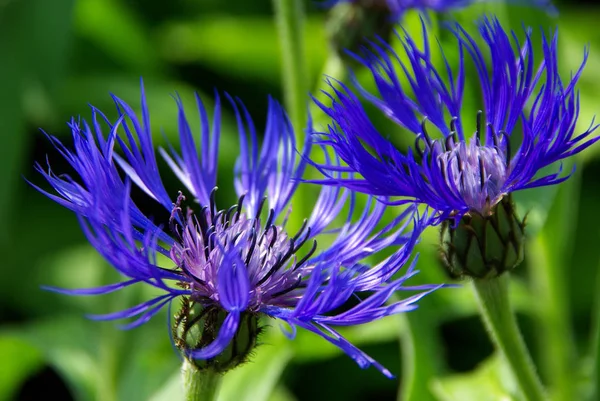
[309,17,599,278]
[32,83,441,377]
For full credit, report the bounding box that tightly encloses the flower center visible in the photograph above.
[168,190,316,311]
[416,113,512,215]
[438,138,508,214]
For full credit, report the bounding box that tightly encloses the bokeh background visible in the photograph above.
[1,0,600,400]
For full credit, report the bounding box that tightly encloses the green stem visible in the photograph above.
[272,0,308,139]
[399,307,440,401]
[472,275,547,401]
[591,266,600,400]
[529,235,576,401]
[182,360,221,401]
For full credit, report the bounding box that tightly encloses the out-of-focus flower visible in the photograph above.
[324,0,556,21]
[309,17,598,278]
[32,83,441,376]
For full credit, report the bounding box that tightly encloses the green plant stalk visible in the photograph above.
[529,235,576,401]
[527,169,579,401]
[272,0,308,140]
[399,308,440,401]
[472,275,547,401]
[182,360,221,401]
[591,265,600,400]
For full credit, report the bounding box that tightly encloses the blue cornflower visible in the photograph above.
[309,17,599,277]
[32,83,440,377]
[312,17,598,223]
[324,0,556,20]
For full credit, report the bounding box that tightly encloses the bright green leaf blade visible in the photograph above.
[2,317,103,401]
[398,303,443,401]
[217,328,294,401]
[579,256,600,401]
[432,354,519,401]
[0,0,74,242]
[268,386,297,401]
[156,16,326,85]
[0,336,45,401]
[74,0,161,74]
[527,168,581,401]
[590,266,600,401]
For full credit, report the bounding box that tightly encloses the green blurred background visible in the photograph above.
[1,0,600,400]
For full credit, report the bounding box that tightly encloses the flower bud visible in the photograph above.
[440,196,526,279]
[173,298,260,373]
[326,0,395,62]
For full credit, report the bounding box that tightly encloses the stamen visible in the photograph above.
[213,210,224,226]
[209,187,218,218]
[233,194,246,223]
[420,117,433,147]
[258,238,297,284]
[439,158,447,184]
[449,116,458,133]
[256,252,284,286]
[270,275,303,298]
[292,219,308,242]
[456,153,465,187]
[245,228,258,265]
[268,225,278,249]
[445,135,455,152]
[415,137,425,159]
[197,206,211,245]
[293,227,311,251]
[170,191,186,238]
[490,123,499,149]
[231,230,244,245]
[294,240,318,271]
[225,204,238,224]
[476,110,483,145]
[255,196,268,221]
[478,156,485,191]
[499,130,511,167]
[264,209,275,231]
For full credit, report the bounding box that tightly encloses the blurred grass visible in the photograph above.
[1,1,600,401]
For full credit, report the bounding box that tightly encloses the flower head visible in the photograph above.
[310,17,599,277]
[33,82,440,377]
[312,17,598,223]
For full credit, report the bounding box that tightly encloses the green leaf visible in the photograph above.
[398,302,443,401]
[156,16,326,85]
[54,74,238,157]
[217,330,293,401]
[432,354,519,401]
[588,266,600,401]
[0,335,45,401]
[527,168,581,401]
[2,317,104,401]
[268,386,297,401]
[9,245,179,401]
[0,0,74,243]
[74,0,161,74]
[578,248,600,401]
